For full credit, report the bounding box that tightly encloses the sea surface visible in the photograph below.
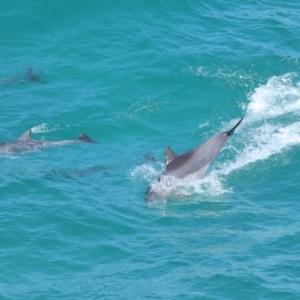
[1,1,300,299]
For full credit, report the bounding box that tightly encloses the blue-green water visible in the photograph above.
[1,1,300,299]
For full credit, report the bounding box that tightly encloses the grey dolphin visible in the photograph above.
[0,130,97,154]
[145,118,244,203]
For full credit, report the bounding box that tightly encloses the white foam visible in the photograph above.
[131,162,230,199]
[246,73,300,119]
[130,163,163,183]
[31,123,61,134]
[216,121,300,176]
[198,121,209,129]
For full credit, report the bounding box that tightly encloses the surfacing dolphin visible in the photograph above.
[1,68,46,87]
[0,130,97,154]
[145,118,244,203]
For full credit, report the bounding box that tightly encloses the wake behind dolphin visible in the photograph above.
[145,118,244,203]
[0,129,97,154]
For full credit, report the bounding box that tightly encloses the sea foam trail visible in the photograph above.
[221,73,300,176]
[132,73,300,199]
[31,123,64,134]
[246,73,300,119]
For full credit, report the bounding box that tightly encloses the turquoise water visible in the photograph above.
[1,1,300,299]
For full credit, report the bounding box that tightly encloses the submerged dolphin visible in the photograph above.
[0,130,97,154]
[24,67,46,83]
[145,118,244,203]
[20,67,46,84]
[1,67,46,87]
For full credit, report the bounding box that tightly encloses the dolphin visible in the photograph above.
[145,118,244,203]
[0,129,97,154]
[1,67,45,87]
[21,67,46,84]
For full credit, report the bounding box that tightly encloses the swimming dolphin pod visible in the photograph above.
[145,118,244,203]
[0,129,97,154]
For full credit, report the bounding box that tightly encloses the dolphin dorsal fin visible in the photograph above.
[78,132,98,144]
[165,146,177,165]
[18,129,32,141]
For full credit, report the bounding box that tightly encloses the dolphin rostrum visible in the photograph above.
[145,118,244,203]
[0,130,97,154]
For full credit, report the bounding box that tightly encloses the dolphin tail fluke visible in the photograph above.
[78,133,98,144]
[226,117,244,136]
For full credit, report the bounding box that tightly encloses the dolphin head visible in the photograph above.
[144,174,178,204]
[145,184,164,204]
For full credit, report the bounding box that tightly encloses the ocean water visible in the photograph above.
[1,0,300,299]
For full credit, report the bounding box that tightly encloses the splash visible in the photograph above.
[222,72,300,175]
[217,122,300,176]
[132,73,300,201]
[246,73,300,119]
[31,123,62,134]
[130,163,163,183]
[147,175,231,201]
